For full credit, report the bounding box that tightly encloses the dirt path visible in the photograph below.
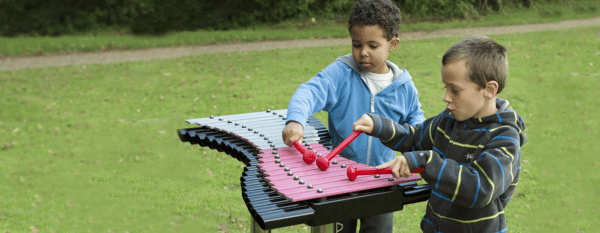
[1,16,599,71]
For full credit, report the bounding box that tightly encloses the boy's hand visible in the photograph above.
[376,155,412,178]
[282,121,304,147]
[353,114,374,134]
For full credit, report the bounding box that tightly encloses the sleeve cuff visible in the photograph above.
[403,151,428,170]
[366,113,382,137]
[286,111,307,129]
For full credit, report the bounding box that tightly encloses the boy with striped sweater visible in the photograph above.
[353,35,527,232]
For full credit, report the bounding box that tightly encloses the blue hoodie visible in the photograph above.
[286,54,425,166]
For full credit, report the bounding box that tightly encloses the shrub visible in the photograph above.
[0,0,561,36]
[129,0,354,34]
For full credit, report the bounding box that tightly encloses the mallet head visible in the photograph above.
[347,165,358,181]
[316,156,330,171]
[303,150,317,164]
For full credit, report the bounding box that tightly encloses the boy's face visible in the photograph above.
[441,60,495,121]
[350,25,399,74]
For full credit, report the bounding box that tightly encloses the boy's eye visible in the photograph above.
[443,86,460,94]
[353,44,361,48]
[369,45,378,49]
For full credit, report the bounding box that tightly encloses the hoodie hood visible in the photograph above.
[467,97,527,146]
[336,54,412,87]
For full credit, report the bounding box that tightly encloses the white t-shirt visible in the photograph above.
[363,68,403,95]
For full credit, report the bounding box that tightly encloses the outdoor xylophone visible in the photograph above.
[177,109,431,232]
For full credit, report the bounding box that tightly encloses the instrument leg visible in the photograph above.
[250,216,271,233]
[311,223,339,233]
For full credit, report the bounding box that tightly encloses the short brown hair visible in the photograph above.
[442,35,508,94]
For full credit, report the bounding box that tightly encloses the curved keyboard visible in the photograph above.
[178,109,431,230]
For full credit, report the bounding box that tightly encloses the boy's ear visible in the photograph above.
[389,37,400,51]
[484,81,499,98]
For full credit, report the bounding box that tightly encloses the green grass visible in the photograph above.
[1,26,600,232]
[0,0,598,57]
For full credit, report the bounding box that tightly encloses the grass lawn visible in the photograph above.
[0,1,598,57]
[1,26,599,232]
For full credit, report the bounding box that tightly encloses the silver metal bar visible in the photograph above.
[186,110,329,150]
[187,109,288,125]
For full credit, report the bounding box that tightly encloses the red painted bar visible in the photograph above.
[284,175,421,202]
[257,143,422,202]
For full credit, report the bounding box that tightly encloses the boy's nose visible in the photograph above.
[443,91,452,103]
[361,48,368,57]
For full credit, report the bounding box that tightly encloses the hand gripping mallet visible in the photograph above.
[347,166,424,181]
[316,130,362,171]
[292,141,317,164]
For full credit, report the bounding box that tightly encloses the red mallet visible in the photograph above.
[347,165,424,181]
[316,130,362,171]
[293,141,317,164]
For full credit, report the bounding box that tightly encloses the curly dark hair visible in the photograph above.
[348,0,402,41]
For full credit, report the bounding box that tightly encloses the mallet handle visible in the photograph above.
[354,167,423,175]
[347,165,424,181]
[370,167,423,174]
[325,130,362,161]
[292,141,306,154]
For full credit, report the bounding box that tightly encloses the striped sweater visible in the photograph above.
[367,98,526,233]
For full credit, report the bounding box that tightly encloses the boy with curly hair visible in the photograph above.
[282,0,425,232]
[353,35,527,232]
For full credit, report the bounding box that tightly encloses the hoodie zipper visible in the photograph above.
[365,95,375,166]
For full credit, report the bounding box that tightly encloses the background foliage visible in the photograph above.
[0,0,575,36]
[1,26,599,232]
